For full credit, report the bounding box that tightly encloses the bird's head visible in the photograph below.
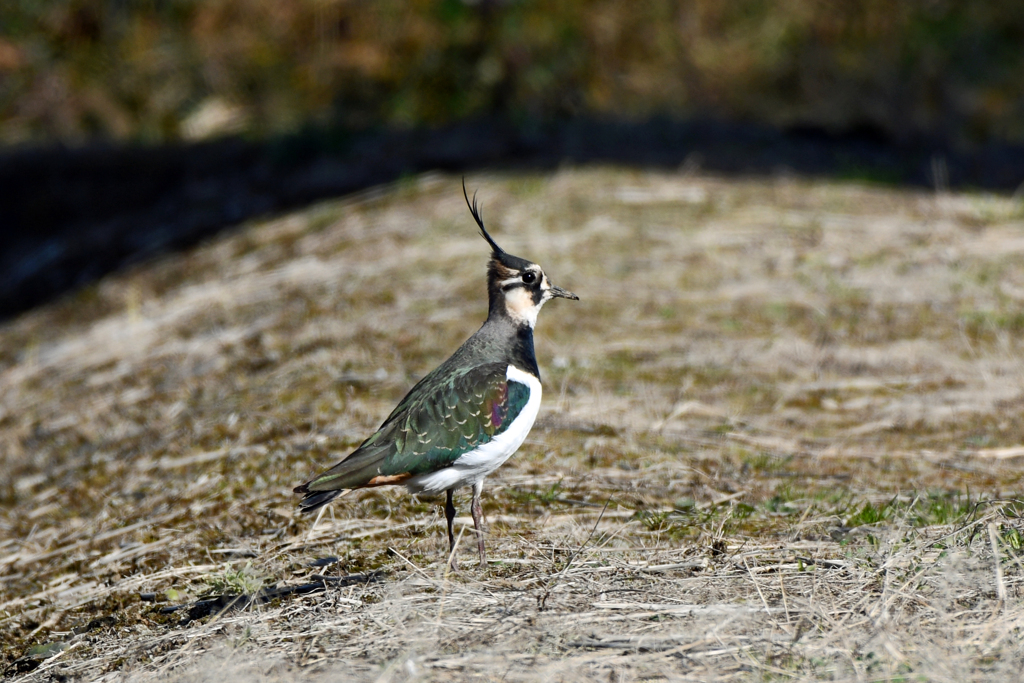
[463,183,579,328]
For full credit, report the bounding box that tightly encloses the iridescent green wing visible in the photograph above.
[302,362,531,492]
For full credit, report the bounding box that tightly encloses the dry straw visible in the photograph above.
[3,171,1024,680]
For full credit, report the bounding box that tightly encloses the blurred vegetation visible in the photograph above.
[2,0,1024,145]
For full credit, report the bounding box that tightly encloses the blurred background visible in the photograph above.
[4,0,1024,144]
[3,0,1024,316]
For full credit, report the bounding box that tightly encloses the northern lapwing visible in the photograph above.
[294,183,578,569]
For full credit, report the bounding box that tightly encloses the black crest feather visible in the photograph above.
[463,178,505,256]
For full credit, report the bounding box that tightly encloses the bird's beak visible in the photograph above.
[549,284,579,301]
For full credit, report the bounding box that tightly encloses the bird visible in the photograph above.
[294,183,578,569]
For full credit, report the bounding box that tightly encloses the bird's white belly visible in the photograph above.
[405,365,541,495]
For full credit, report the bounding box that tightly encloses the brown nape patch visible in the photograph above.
[364,473,413,487]
[491,260,518,281]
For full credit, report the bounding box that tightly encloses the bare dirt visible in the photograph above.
[2,170,1024,681]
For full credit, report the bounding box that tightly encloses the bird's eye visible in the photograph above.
[522,272,537,284]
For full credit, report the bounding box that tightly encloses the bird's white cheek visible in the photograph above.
[504,288,540,327]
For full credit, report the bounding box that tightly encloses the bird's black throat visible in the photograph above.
[509,322,541,380]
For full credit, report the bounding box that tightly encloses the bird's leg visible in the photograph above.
[471,480,486,566]
[445,489,458,572]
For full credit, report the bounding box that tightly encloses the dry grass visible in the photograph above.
[2,170,1024,681]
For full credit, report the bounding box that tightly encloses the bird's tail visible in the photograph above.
[293,484,344,514]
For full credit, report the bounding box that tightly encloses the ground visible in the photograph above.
[2,169,1024,681]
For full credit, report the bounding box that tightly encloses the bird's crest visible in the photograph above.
[462,179,532,274]
[463,178,505,256]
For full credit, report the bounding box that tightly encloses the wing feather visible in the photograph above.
[296,362,532,506]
